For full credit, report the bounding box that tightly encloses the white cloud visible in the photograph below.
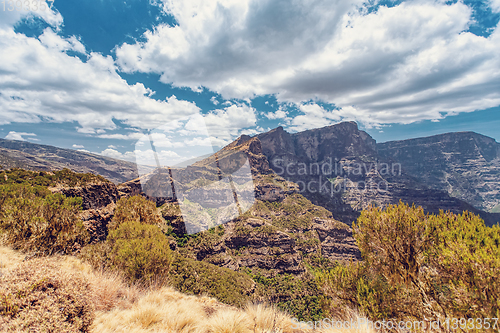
[265,110,287,120]
[39,29,85,53]
[490,0,500,13]
[4,131,37,141]
[100,148,181,165]
[202,104,258,145]
[0,1,62,29]
[99,148,133,161]
[97,132,144,140]
[210,96,219,105]
[184,137,213,146]
[116,0,500,127]
[289,103,342,132]
[72,144,85,149]
[149,132,185,148]
[0,23,200,133]
[204,104,256,129]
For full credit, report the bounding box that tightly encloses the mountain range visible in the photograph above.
[1,122,499,227]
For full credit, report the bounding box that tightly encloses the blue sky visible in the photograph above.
[0,0,499,164]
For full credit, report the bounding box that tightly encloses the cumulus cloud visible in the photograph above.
[0,25,200,133]
[72,144,84,149]
[210,96,219,105]
[4,131,37,141]
[265,110,287,120]
[100,147,182,165]
[289,103,342,132]
[0,1,62,29]
[116,0,500,127]
[490,0,500,12]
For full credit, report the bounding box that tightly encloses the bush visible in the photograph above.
[169,256,255,307]
[79,195,171,283]
[0,168,109,188]
[109,196,163,230]
[251,271,327,321]
[0,184,89,255]
[107,220,172,283]
[315,261,416,320]
[317,201,500,325]
[0,257,94,332]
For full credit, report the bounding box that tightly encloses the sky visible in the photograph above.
[0,0,500,165]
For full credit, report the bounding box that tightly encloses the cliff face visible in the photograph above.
[257,123,499,226]
[117,135,363,275]
[172,193,361,277]
[6,122,499,277]
[378,132,500,212]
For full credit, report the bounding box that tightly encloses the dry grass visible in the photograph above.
[0,246,377,333]
[0,256,94,332]
[0,246,24,272]
[60,255,140,311]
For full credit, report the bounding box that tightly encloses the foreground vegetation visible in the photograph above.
[316,202,500,330]
[0,246,374,332]
[1,168,499,331]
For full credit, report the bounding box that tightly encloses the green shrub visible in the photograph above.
[169,256,254,307]
[250,271,326,321]
[107,220,172,283]
[0,184,89,255]
[0,168,109,188]
[79,195,171,284]
[317,201,500,325]
[315,261,416,320]
[109,195,163,230]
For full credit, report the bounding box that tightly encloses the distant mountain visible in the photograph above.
[0,138,142,184]
[378,132,500,212]
[1,123,498,226]
[255,122,499,226]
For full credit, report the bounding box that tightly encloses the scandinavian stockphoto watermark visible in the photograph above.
[134,113,256,235]
[1,0,54,11]
[291,317,499,331]
[272,157,402,197]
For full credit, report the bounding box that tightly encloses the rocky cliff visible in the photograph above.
[257,122,499,226]
[378,132,500,212]
[117,136,362,275]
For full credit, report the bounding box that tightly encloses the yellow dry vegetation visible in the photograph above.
[0,246,376,333]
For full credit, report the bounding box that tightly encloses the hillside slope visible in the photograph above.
[0,138,143,183]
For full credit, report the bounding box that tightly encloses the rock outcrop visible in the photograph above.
[49,181,120,243]
[50,183,119,210]
[179,213,361,276]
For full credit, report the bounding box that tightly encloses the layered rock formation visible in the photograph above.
[256,122,500,226]
[378,132,500,212]
[5,121,498,277]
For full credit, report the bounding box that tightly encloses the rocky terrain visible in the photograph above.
[32,136,359,278]
[378,132,500,212]
[2,122,498,276]
[119,136,362,275]
[0,138,144,184]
